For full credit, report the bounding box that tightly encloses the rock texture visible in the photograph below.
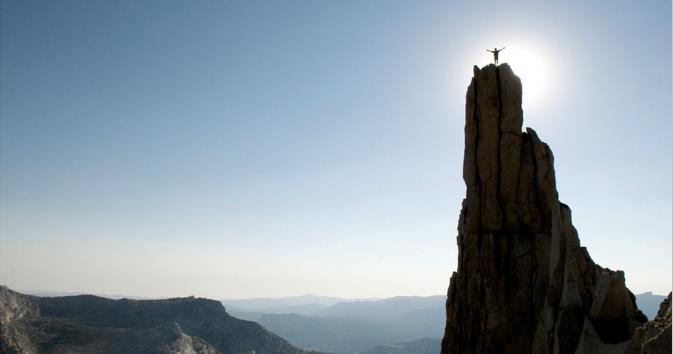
[0,285,323,354]
[626,293,672,354]
[0,286,40,354]
[441,64,649,354]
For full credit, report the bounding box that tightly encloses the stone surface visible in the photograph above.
[0,287,41,354]
[626,293,672,354]
[0,285,323,354]
[441,64,648,354]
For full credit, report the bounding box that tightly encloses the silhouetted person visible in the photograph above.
[486,47,505,64]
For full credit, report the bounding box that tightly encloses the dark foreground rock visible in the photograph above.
[441,64,652,354]
[626,293,672,354]
[0,285,322,354]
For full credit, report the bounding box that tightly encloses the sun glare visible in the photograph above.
[505,46,550,110]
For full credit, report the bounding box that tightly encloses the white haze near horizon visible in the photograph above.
[1,0,671,299]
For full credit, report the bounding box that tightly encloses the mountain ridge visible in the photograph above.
[0,285,324,354]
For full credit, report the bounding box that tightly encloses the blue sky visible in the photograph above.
[1,0,670,298]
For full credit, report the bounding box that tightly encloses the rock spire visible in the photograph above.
[441,63,648,354]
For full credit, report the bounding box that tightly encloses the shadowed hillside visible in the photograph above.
[0,285,323,354]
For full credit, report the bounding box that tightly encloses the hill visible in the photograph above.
[0,285,322,354]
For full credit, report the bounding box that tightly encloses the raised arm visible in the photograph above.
[499,47,506,51]
[486,49,494,53]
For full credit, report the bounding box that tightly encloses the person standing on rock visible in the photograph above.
[487,47,505,64]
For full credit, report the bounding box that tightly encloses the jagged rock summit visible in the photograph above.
[441,63,648,354]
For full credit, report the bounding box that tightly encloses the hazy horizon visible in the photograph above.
[15,288,443,300]
[13,288,669,303]
[1,0,671,299]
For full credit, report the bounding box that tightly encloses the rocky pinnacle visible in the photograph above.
[441,64,647,354]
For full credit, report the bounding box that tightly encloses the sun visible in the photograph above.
[503,46,550,110]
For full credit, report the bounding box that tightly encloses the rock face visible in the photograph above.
[626,293,672,354]
[441,64,648,354]
[0,285,322,354]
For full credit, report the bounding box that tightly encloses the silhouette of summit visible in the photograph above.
[441,63,651,353]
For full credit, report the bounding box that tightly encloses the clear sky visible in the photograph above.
[1,0,670,299]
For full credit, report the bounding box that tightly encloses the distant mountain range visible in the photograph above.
[224,292,666,354]
[223,295,445,354]
[635,291,668,320]
[317,296,445,321]
[222,295,353,317]
[223,295,351,308]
